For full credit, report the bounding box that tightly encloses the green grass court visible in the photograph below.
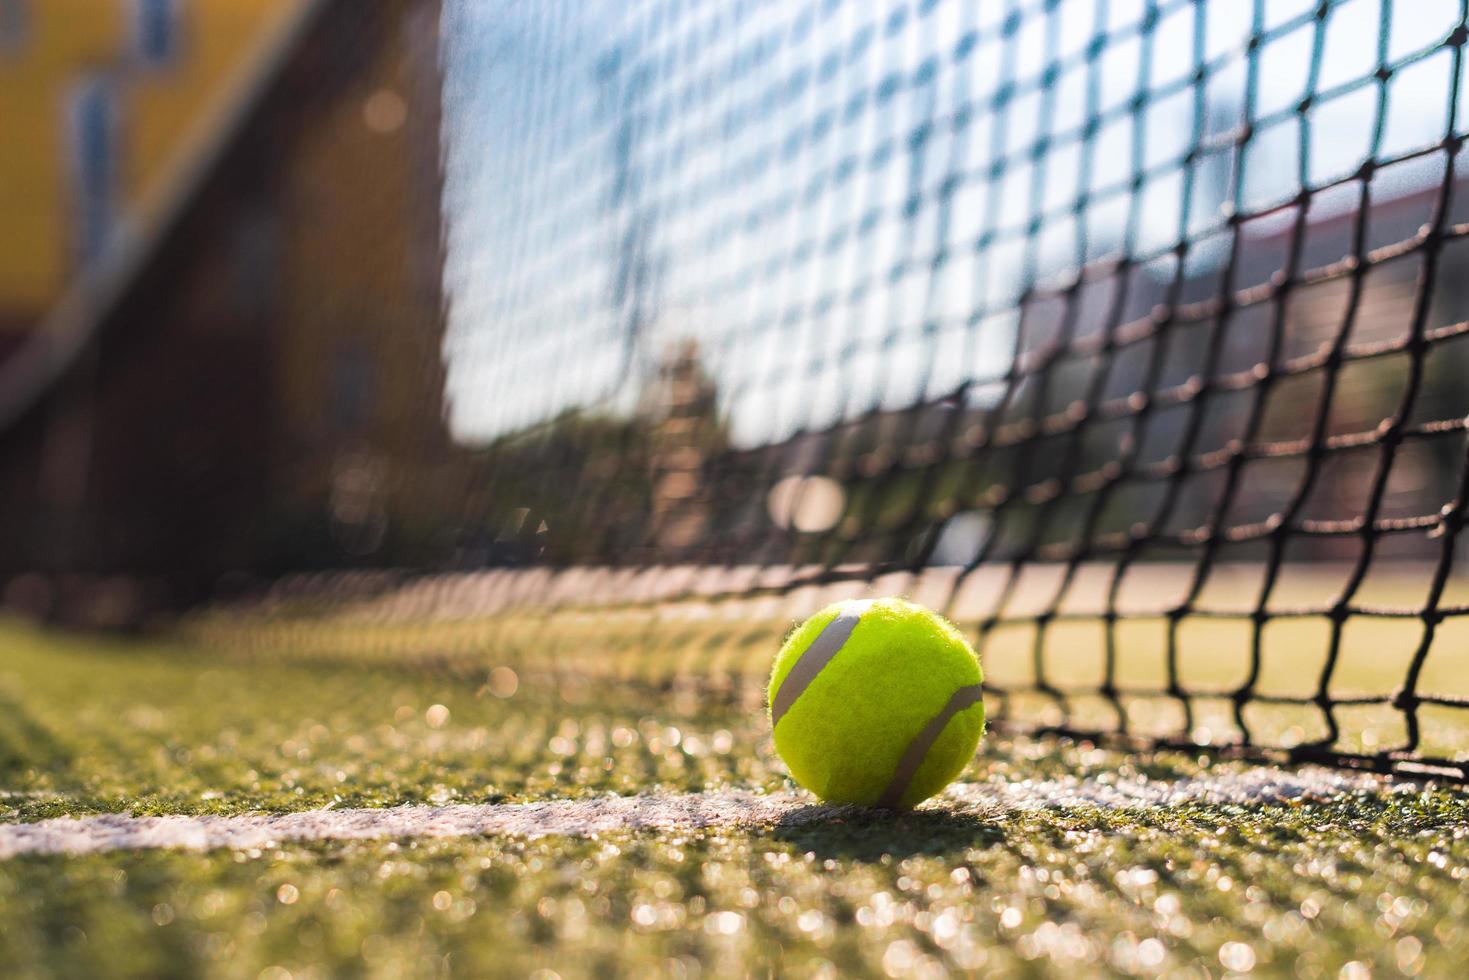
[3,616,1469,978]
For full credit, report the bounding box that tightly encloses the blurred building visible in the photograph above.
[0,0,453,616]
[0,0,303,362]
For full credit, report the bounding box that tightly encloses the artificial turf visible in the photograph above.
[2,620,1468,978]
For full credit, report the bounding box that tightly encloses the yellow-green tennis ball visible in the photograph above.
[767,597,985,809]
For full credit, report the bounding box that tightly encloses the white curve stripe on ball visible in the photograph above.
[769,599,875,728]
[875,683,984,808]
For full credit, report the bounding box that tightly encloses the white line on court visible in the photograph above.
[0,767,1416,860]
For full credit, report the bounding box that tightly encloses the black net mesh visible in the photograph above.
[6,0,1469,780]
[427,0,1469,779]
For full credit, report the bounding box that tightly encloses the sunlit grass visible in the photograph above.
[5,796,1469,979]
[3,618,1469,978]
[178,562,1469,762]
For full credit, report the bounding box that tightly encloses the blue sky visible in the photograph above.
[439,0,1465,447]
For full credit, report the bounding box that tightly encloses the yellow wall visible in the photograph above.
[0,0,300,330]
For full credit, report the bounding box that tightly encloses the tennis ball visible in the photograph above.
[767,597,985,808]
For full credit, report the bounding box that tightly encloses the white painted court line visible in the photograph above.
[0,793,800,860]
[0,767,1415,860]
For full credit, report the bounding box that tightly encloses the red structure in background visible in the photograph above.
[0,0,456,622]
